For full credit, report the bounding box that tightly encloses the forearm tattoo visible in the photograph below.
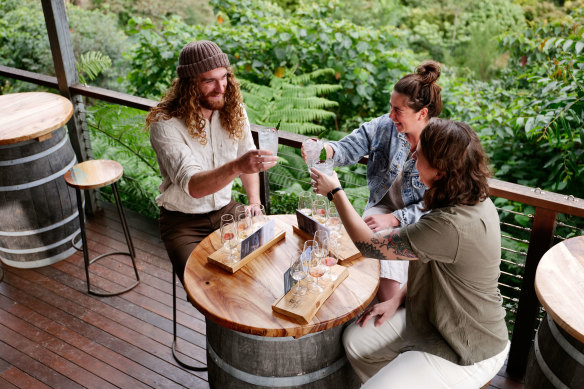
[355,230,417,260]
[354,241,385,260]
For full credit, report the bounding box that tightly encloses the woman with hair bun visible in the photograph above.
[310,118,509,388]
[303,61,443,322]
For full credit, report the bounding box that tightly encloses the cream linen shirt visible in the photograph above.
[150,110,255,214]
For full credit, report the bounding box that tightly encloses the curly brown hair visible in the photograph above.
[420,118,491,210]
[145,67,246,145]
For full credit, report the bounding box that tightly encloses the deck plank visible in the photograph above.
[0,202,525,388]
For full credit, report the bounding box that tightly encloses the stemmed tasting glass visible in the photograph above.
[312,197,328,224]
[313,230,329,258]
[322,236,339,282]
[249,203,268,231]
[298,191,313,216]
[326,202,342,239]
[313,231,331,282]
[304,240,325,293]
[235,205,252,240]
[220,214,239,263]
[289,250,307,296]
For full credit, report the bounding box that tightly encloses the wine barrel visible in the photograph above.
[0,126,79,268]
[525,314,584,388]
[206,319,360,388]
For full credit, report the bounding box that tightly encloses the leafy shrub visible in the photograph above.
[124,0,419,128]
[0,0,128,90]
[87,104,161,219]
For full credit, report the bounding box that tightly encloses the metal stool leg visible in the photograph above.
[111,182,140,281]
[75,188,93,294]
[172,265,207,371]
[74,184,140,297]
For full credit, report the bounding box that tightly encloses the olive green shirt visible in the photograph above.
[400,198,508,365]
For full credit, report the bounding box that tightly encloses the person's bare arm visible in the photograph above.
[188,150,277,198]
[310,169,418,261]
[240,172,260,205]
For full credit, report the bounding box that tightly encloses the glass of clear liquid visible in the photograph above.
[258,128,278,156]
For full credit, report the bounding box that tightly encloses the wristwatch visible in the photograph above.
[327,187,343,201]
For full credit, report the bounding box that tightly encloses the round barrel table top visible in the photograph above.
[0,92,74,145]
[535,235,584,343]
[184,214,380,338]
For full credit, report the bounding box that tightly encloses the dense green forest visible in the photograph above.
[1,0,583,221]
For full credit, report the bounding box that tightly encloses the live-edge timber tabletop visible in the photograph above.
[535,235,584,343]
[0,92,73,145]
[184,214,380,338]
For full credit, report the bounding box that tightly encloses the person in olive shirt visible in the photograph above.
[310,118,509,388]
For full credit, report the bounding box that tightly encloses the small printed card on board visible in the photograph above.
[208,219,285,273]
[240,219,275,258]
[296,209,330,238]
[293,210,360,263]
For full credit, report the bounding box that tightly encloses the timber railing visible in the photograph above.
[2,63,584,379]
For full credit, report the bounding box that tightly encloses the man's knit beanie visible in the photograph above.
[176,40,230,78]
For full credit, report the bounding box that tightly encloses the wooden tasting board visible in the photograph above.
[207,228,286,273]
[272,265,349,324]
[292,225,361,263]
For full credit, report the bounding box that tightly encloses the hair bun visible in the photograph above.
[416,60,441,85]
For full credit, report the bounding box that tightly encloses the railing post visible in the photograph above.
[251,125,272,214]
[259,171,271,215]
[506,206,557,379]
[41,0,98,215]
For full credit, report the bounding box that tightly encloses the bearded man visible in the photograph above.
[147,40,277,285]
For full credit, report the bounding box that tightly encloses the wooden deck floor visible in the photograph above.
[0,203,524,388]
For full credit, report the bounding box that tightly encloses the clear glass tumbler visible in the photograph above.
[258,128,278,156]
[303,138,323,169]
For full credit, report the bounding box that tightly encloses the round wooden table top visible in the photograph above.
[535,235,584,343]
[0,92,74,145]
[64,160,124,190]
[184,214,380,338]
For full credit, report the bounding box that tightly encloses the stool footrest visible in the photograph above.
[172,340,208,371]
[89,251,134,265]
[89,280,140,297]
[85,251,140,296]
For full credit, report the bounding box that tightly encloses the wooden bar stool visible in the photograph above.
[64,160,140,296]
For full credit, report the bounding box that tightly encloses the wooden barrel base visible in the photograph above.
[206,319,360,388]
[525,314,584,388]
[0,127,79,268]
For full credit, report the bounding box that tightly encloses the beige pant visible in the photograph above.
[342,308,510,388]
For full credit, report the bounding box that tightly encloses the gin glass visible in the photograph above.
[312,158,334,176]
[322,236,339,282]
[312,197,328,224]
[220,214,239,263]
[289,250,307,296]
[326,202,342,239]
[302,138,323,169]
[298,190,313,216]
[303,240,324,293]
[258,128,279,156]
[250,203,268,231]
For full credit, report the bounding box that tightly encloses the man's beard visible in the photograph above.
[200,93,225,111]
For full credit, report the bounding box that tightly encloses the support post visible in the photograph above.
[41,0,97,214]
[506,207,557,379]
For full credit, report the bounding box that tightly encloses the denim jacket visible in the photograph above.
[328,114,427,225]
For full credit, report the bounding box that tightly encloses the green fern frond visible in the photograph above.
[76,51,112,84]
[292,68,337,84]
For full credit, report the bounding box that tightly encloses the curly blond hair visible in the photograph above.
[146,68,246,144]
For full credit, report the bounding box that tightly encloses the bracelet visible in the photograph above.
[327,186,343,201]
